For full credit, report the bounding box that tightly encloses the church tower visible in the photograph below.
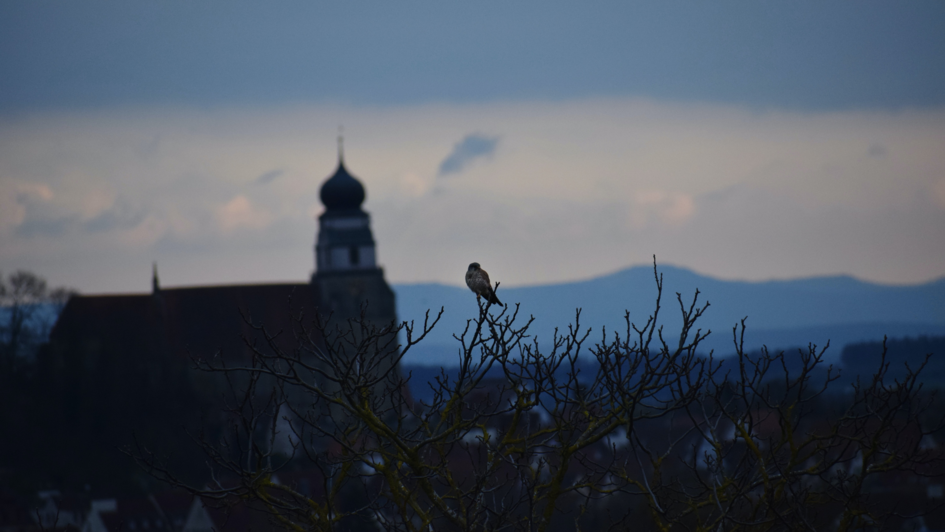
[311,142,397,325]
[313,152,377,273]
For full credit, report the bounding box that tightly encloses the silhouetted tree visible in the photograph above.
[133,260,944,531]
[0,271,76,493]
[0,270,74,364]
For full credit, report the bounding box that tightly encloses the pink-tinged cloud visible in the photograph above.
[0,99,943,292]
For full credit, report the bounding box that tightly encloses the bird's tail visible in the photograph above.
[489,292,503,306]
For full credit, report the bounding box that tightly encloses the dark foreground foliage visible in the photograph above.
[129,260,945,531]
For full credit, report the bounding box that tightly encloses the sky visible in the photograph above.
[1,1,944,293]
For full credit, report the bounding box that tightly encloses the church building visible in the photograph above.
[51,150,397,359]
[39,152,398,490]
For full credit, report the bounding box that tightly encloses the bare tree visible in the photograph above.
[132,260,944,531]
[0,270,75,364]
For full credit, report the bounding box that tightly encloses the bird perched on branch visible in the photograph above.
[465,262,503,306]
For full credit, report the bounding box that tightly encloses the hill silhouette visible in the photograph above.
[394,264,945,366]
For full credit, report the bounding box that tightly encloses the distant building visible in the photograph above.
[52,150,396,360]
[81,493,193,532]
[41,151,398,491]
[310,152,396,325]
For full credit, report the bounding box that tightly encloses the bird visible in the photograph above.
[465,262,502,306]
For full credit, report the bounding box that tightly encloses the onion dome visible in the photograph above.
[320,159,365,211]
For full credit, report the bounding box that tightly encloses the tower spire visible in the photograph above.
[315,139,376,278]
[337,125,344,164]
[152,262,160,293]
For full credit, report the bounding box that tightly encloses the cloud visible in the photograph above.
[0,182,53,232]
[1,99,944,292]
[15,216,74,237]
[12,197,147,238]
[932,179,945,210]
[217,195,272,233]
[632,191,696,228]
[397,172,430,198]
[84,200,147,233]
[438,134,499,177]
[255,169,284,185]
[3,3,945,111]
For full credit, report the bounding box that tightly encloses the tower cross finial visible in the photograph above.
[337,125,344,163]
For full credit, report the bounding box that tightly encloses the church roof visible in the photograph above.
[50,283,324,361]
[319,159,365,211]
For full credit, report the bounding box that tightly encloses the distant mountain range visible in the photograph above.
[393,264,945,366]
